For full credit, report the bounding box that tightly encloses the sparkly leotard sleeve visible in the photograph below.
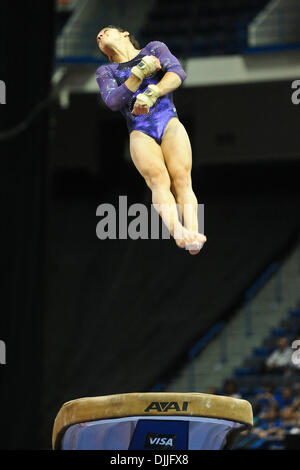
[96,41,187,144]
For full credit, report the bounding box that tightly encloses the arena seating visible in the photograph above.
[140,0,270,57]
[217,308,300,449]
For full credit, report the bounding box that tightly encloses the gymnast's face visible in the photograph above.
[97,28,129,56]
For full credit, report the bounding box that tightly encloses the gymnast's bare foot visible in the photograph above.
[173,226,188,249]
[185,232,207,255]
[174,227,206,254]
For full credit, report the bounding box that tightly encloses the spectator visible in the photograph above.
[281,393,300,426]
[275,386,295,412]
[252,388,282,438]
[252,383,278,422]
[265,337,292,374]
[206,386,218,395]
[222,379,241,399]
[252,420,285,440]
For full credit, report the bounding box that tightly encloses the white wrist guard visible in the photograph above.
[135,84,161,108]
[131,55,158,80]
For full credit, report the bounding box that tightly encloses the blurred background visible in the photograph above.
[1,0,300,450]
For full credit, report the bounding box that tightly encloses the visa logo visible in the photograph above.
[150,437,173,446]
[145,432,176,449]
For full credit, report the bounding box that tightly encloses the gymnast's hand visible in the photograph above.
[131,103,149,115]
[131,55,161,80]
[131,84,161,115]
[149,56,162,74]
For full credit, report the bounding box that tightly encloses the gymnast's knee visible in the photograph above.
[145,170,171,192]
[171,170,192,193]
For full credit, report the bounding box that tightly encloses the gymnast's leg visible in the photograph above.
[129,129,199,249]
[161,118,207,255]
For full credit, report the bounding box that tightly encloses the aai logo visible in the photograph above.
[0,80,6,104]
[144,401,189,412]
[145,433,176,450]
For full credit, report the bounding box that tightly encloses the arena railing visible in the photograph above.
[55,6,300,64]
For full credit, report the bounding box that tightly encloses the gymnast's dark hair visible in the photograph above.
[98,25,141,56]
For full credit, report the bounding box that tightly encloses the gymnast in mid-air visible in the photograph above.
[96,25,207,255]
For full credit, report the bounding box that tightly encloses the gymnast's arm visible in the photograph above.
[155,71,183,97]
[96,66,142,111]
[132,42,186,113]
[149,41,187,96]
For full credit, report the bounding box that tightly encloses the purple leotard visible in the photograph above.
[96,41,187,145]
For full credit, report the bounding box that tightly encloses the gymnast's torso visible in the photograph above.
[96,41,187,145]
